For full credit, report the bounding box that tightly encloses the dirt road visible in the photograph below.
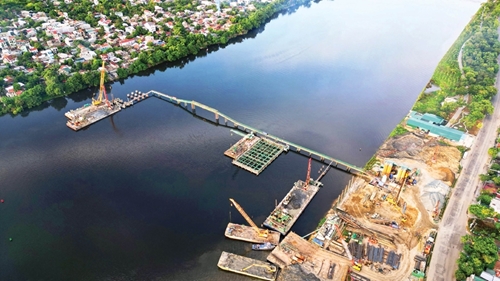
[426,28,500,281]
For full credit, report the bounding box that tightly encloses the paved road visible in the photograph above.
[426,26,500,281]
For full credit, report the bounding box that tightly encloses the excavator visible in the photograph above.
[242,263,277,273]
[229,198,269,238]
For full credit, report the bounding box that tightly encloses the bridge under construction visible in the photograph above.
[149,90,366,176]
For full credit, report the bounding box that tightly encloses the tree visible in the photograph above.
[13,83,21,91]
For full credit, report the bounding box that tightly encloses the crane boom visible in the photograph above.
[334,224,353,261]
[92,61,110,107]
[304,158,312,189]
[229,198,268,238]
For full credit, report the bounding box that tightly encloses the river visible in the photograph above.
[0,0,482,280]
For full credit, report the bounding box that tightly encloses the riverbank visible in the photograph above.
[310,1,500,280]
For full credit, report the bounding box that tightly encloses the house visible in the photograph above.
[144,22,156,33]
[406,111,464,142]
[2,54,18,64]
[5,83,24,97]
[491,198,500,214]
[125,26,135,34]
[59,65,72,75]
[119,38,135,47]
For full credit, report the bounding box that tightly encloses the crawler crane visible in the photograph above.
[229,198,269,238]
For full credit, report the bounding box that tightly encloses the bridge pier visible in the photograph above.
[224,118,228,125]
[191,103,195,111]
[215,112,219,123]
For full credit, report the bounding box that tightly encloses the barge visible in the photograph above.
[263,179,321,235]
[225,223,281,245]
[217,251,278,281]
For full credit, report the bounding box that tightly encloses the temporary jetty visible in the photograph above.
[225,223,280,245]
[217,251,278,281]
[263,180,321,235]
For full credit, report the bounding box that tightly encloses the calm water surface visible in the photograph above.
[0,0,482,280]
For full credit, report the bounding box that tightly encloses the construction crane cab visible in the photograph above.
[229,198,268,238]
[242,264,277,273]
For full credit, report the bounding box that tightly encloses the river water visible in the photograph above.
[0,0,482,280]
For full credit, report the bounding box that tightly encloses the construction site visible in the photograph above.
[63,82,464,280]
[216,128,467,281]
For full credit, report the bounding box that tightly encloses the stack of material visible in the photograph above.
[385,251,401,269]
[421,180,450,212]
[366,245,385,263]
[348,241,365,260]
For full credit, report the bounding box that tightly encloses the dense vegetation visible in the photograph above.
[413,0,500,130]
[455,235,499,280]
[455,130,500,280]
[0,0,312,115]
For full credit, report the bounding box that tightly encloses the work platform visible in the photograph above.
[225,223,281,245]
[65,91,149,131]
[225,133,287,175]
[217,251,278,281]
[65,103,121,131]
[263,180,321,235]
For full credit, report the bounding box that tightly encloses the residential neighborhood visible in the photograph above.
[0,0,276,101]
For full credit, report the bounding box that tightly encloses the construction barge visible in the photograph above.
[65,91,149,131]
[263,179,321,235]
[217,251,278,281]
[225,223,281,245]
[65,62,151,131]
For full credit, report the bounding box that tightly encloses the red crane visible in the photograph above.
[304,158,312,190]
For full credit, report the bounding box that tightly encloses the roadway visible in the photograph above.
[426,25,500,281]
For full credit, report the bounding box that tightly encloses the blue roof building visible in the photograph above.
[406,111,464,142]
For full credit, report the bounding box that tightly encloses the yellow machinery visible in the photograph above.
[242,264,277,273]
[92,61,110,107]
[386,195,396,206]
[229,198,268,238]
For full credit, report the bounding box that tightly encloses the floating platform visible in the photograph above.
[65,91,149,131]
[217,251,278,281]
[263,180,321,235]
[66,103,121,131]
[225,223,281,245]
[225,133,286,175]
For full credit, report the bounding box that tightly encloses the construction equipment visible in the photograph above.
[334,224,353,261]
[303,157,312,190]
[229,198,268,238]
[386,195,397,206]
[291,253,306,264]
[92,61,111,107]
[242,263,277,273]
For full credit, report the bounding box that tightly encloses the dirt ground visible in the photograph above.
[325,131,465,280]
